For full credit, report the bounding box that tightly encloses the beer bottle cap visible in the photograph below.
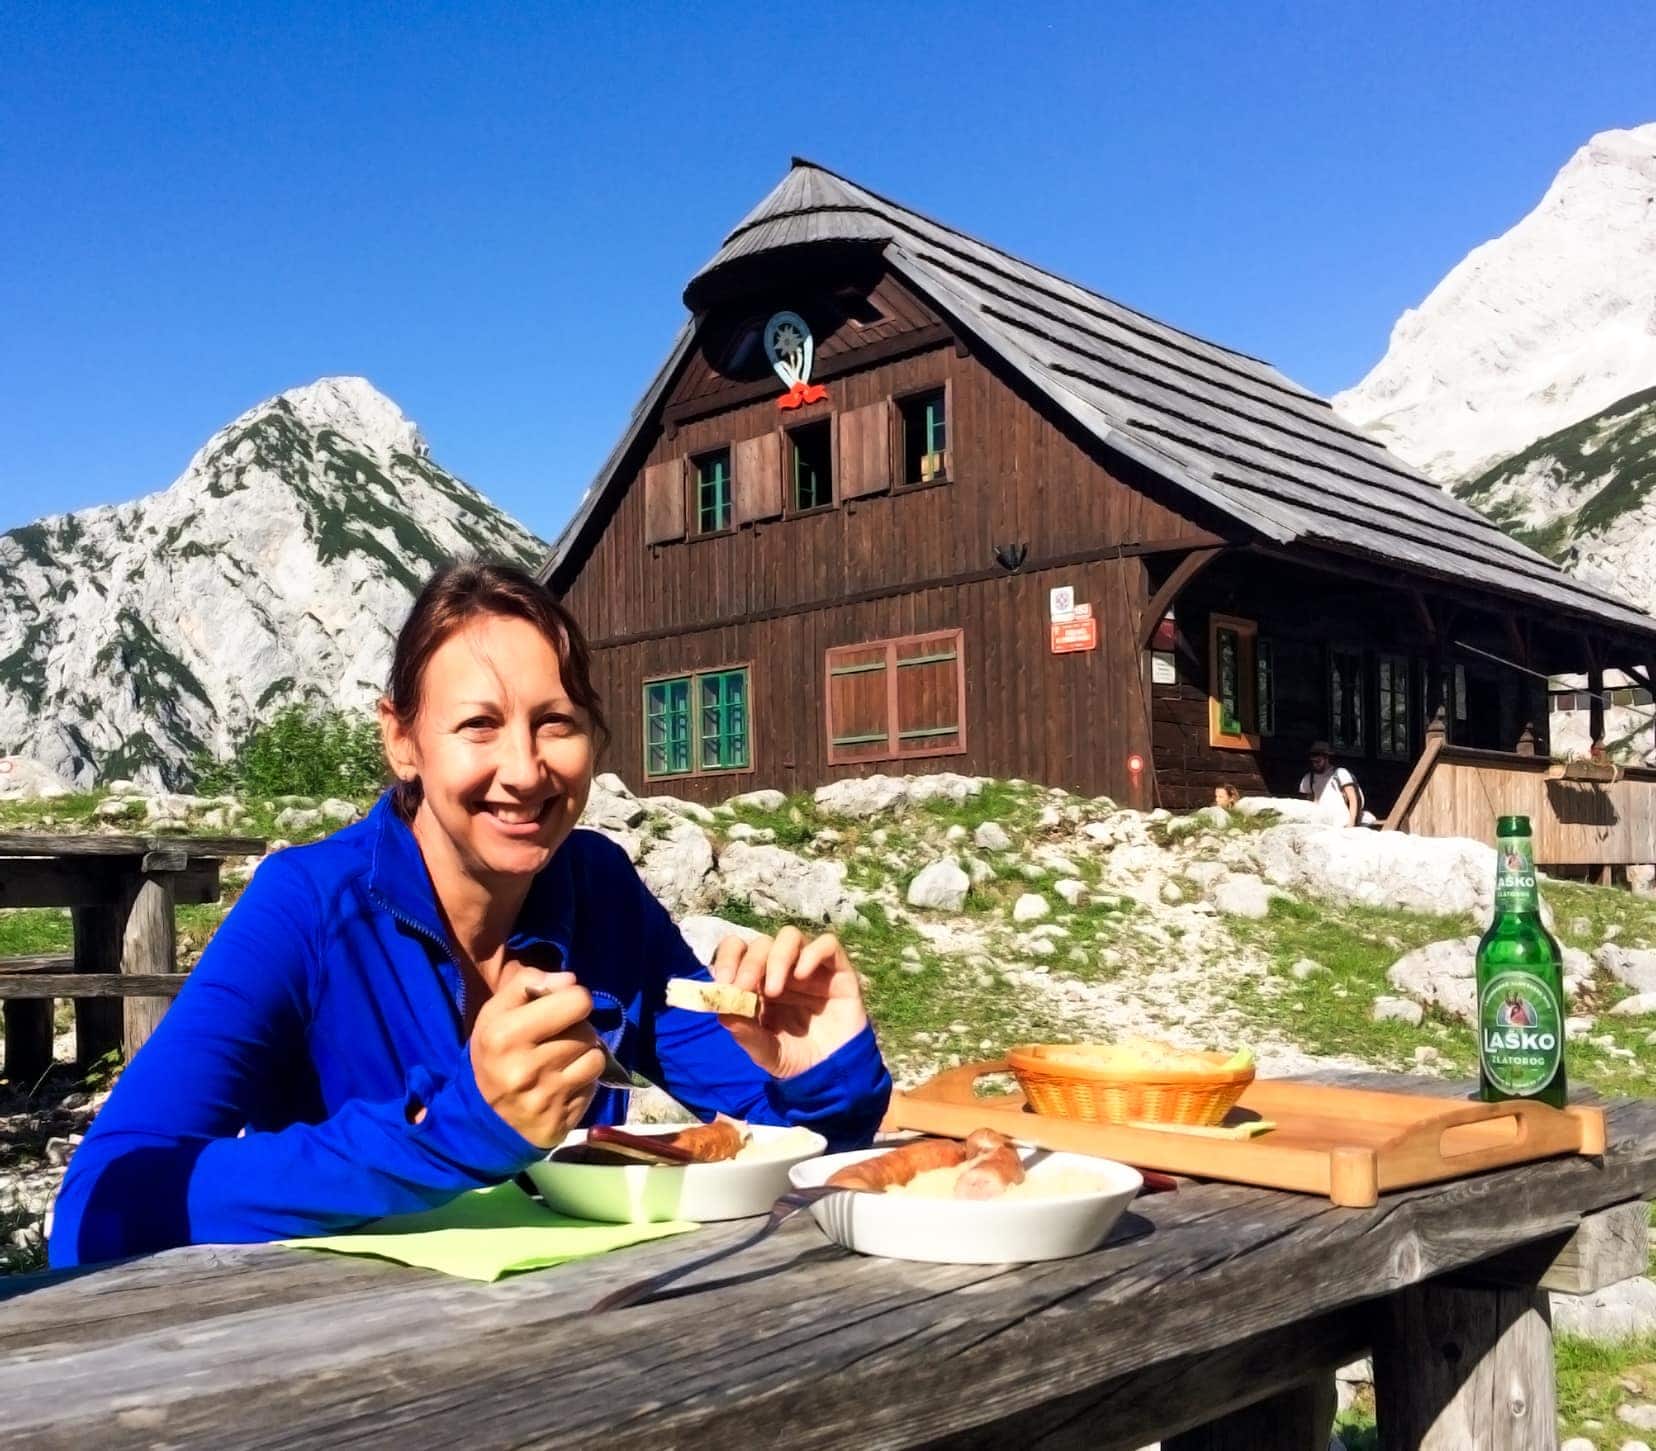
[1497,814,1532,837]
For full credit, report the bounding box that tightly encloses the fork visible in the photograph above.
[522,977,654,1093]
[591,1185,844,1313]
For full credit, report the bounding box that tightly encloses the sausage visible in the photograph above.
[660,1116,747,1163]
[963,1127,1014,1158]
[953,1143,1027,1200]
[826,1137,969,1191]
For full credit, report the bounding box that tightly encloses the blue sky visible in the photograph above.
[4,1,1654,541]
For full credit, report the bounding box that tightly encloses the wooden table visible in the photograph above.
[0,1081,1652,1450]
[0,832,264,1080]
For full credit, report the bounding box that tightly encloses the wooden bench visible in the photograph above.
[0,833,264,1083]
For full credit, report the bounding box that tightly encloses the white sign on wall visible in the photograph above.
[1151,654,1177,685]
[1049,586,1075,621]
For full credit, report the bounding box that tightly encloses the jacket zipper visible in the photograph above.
[379,897,469,1039]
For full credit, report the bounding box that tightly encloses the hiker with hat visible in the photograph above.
[1300,741,1365,827]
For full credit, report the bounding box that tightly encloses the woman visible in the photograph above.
[50,563,891,1268]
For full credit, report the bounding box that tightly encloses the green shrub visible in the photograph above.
[190,705,386,799]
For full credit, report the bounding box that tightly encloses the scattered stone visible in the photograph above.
[0,756,74,801]
[1390,936,1591,1023]
[584,774,648,831]
[1160,881,1184,905]
[319,798,359,824]
[1619,1403,1656,1432]
[104,778,143,796]
[637,818,717,916]
[964,855,993,885]
[643,794,716,825]
[1596,944,1656,996]
[1611,993,1656,1017]
[973,821,1012,852]
[94,797,141,819]
[1035,806,1063,832]
[724,823,776,844]
[906,774,985,807]
[1372,996,1425,1026]
[945,824,968,844]
[271,794,319,810]
[1413,1046,1440,1066]
[813,775,909,818]
[1081,812,1149,849]
[1030,923,1070,940]
[811,829,843,850]
[1025,937,1057,957]
[1183,860,1227,891]
[1054,878,1087,907]
[1629,864,1656,896]
[1013,893,1051,923]
[726,788,786,813]
[1566,1015,1598,1036]
[1290,958,1328,981]
[1020,863,1047,882]
[274,806,324,832]
[1211,873,1272,920]
[1032,847,1081,875]
[1551,1276,1656,1342]
[907,857,970,912]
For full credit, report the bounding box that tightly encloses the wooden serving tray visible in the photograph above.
[885,1060,1608,1207]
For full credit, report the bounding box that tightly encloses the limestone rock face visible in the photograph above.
[0,376,545,788]
[1248,824,1496,918]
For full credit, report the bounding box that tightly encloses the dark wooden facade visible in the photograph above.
[548,163,1656,815]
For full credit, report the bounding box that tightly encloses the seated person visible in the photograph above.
[1300,741,1369,827]
[50,563,891,1268]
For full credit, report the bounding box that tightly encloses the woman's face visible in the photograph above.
[382,613,594,881]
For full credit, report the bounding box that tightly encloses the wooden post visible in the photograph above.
[1587,662,1605,755]
[2,999,53,1084]
[1371,1279,1556,1450]
[122,858,179,1057]
[1163,1373,1336,1451]
[70,896,127,1073]
[1457,1200,1649,1294]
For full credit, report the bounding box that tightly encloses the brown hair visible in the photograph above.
[385,561,608,820]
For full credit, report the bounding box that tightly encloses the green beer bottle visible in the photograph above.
[1476,815,1567,1108]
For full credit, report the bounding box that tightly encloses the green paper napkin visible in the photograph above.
[283,1183,697,1282]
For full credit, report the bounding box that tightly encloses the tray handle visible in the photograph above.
[899,1058,1012,1106]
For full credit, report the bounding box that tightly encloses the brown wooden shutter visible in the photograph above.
[826,643,893,764]
[837,401,892,499]
[733,432,783,525]
[643,459,685,544]
[894,630,965,756]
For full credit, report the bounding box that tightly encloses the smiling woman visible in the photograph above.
[48,562,892,1269]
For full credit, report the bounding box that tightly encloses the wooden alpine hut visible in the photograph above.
[542,159,1656,868]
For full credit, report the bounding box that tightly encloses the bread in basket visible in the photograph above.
[1008,1037,1256,1126]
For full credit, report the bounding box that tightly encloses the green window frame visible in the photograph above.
[899,388,948,485]
[694,449,731,534]
[644,666,751,779]
[698,668,750,771]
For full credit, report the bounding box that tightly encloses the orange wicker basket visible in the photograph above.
[1008,1043,1256,1127]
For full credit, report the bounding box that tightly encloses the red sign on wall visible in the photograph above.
[1050,618,1098,654]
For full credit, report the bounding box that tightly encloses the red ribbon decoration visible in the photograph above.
[778,380,829,410]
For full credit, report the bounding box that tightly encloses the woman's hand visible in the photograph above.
[710,927,870,1080]
[468,967,604,1148]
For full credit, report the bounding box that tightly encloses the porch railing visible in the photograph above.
[1384,740,1656,866]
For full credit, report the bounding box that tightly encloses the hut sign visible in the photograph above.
[765,310,827,409]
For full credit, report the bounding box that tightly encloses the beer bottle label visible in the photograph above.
[1478,971,1562,1096]
[1494,837,1539,912]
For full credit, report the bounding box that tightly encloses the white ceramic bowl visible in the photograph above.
[526,1124,827,1223]
[788,1147,1142,1263]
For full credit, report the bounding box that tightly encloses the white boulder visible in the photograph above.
[1249,823,1494,918]
[1012,893,1050,923]
[906,773,985,807]
[1372,995,1425,1026]
[319,798,359,824]
[1388,935,1592,1023]
[715,841,858,925]
[643,794,716,825]
[973,821,1012,852]
[907,857,971,912]
[0,756,74,801]
[1081,812,1149,849]
[1550,1275,1656,1341]
[1054,878,1087,907]
[726,788,786,813]
[1211,873,1273,919]
[1194,805,1232,831]
[815,775,910,818]
[675,914,761,966]
[1596,944,1656,996]
[637,818,717,916]
[274,806,324,832]
[1232,795,1322,823]
[724,823,776,844]
[1611,992,1656,1017]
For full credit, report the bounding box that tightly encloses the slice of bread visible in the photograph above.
[665,977,761,1020]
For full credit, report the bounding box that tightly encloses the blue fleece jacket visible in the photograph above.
[49,793,891,1267]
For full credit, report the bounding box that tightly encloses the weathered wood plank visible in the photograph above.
[121,871,176,1055]
[1458,1198,1651,1295]
[0,955,75,977]
[0,1094,1650,1450]
[0,975,185,999]
[70,899,126,1071]
[0,860,223,909]
[1371,1279,1556,1451]
[0,834,263,860]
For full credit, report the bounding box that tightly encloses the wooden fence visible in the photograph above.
[1386,740,1656,867]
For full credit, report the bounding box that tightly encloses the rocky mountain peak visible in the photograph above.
[1334,121,1656,482]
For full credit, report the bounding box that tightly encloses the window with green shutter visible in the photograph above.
[644,666,752,779]
[693,449,731,534]
[788,421,833,513]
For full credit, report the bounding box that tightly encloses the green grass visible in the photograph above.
[1556,1331,1656,1445]
[0,908,73,958]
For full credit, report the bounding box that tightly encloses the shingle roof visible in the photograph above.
[546,160,1656,642]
